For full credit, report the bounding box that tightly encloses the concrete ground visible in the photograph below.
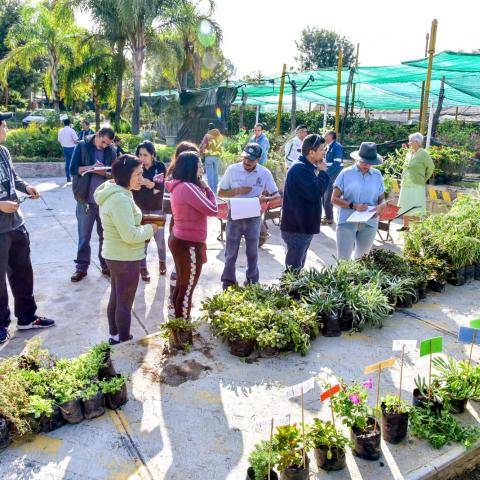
[1,177,479,480]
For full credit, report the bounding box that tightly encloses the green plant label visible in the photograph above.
[470,319,480,329]
[419,337,443,357]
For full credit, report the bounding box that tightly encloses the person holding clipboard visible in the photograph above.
[332,142,386,260]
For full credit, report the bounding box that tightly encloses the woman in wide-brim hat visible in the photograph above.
[331,142,387,260]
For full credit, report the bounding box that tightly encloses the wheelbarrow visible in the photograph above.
[377,203,421,242]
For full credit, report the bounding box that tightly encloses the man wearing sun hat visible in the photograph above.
[0,112,55,344]
[218,142,279,289]
[331,141,387,260]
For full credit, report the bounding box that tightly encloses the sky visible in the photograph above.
[212,0,479,78]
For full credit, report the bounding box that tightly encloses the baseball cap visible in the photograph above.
[0,112,13,121]
[207,122,215,130]
[241,142,262,161]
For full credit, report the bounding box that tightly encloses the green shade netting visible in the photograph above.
[403,51,480,72]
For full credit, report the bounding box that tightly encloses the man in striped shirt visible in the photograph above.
[0,112,55,344]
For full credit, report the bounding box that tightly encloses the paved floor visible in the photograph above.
[1,178,479,480]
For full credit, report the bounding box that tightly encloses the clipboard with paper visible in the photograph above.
[346,206,377,223]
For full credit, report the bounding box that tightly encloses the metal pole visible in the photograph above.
[418,33,429,128]
[275,64,287,136]
[350,43,360,114]
[455,106,459,121]
[335,49,343,136]
[426,99,435,148]
[255,104,260,124]
[408,109,412,121]
[419,20,438,134]
[323,104,328,131]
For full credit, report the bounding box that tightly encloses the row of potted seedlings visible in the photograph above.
[246,359,480,480]
[0,340,128,451]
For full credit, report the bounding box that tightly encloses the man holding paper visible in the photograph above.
[218,143,279,289]
[332,142,386,260]
[280,133,329,271]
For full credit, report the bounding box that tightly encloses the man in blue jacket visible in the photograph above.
[280,133,329,271]
[322,130,344,225]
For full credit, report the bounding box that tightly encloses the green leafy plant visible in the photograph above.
[81,382,101,402]
[27,395,54,419]
[248,440,279,480]
[100,375,126,395]
[160,318,198,339]
[381,394,410,414]
[307,419,352,459]
[273,424,307,471]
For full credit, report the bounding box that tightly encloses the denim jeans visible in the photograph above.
[63,147,75,181]
[140,209,166,268]
[204,155,219,193]
[75,202,107,273]
[221,216,262,288]
[281,231,314,271]
[336,222,377,260]
[323,179,334,220]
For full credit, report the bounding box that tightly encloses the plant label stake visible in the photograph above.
[420,337,443,401]
[268,418,273,480]
[319,384,341,428]
[301,387,306,468]
[392,340,417,411]
[458,326,480,368]
[364,358,395,432]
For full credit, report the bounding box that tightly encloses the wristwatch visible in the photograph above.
[349,201,354,209]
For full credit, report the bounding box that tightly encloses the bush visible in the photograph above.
[428,145,472,180]
[5,125,62,158]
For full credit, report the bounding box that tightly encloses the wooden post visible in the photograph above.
[308,102,312,112]
[268,418,273,480]
[276,64,287,136]
[340,67,355,143]
[428,339,433,401]
[301,387,306,468]
[468,330,477,369]
[418,33,430,129]
[408,109,412,121]
[374,367,382,432]
[350,43,360,114]
[398,345,405,412]
[335,49,343,136]
[455,106,459,121]
[330,398,336,429]
[365,109,369,122]
[419,20,438,134]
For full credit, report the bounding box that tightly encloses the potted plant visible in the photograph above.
[81,383,106,420]
[27,394,59,433]
[160,318,197,351]
[247,440,279,480]
[273,424,309,480]
[305,288,342,337]
[412,376,443,414]
[307,419,350,471]
[214,314,258,357]
[89,342,116,380]
[100,374,128,410]
[380,395,410,444]
[0,416,10,450]
[331,379,381,461]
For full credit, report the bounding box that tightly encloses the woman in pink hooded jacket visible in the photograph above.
[166,151,218,320]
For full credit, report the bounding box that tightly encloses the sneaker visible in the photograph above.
[109,334,133,345]
[321,218,334,225]
[71,271,87,282]
[17,317,55,330]
[101,268,111,278]
[0,327,9,344]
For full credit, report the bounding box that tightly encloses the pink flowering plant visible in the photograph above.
[330,378,374,430]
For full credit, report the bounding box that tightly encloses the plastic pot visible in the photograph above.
[105,375,128,410]
[418,283,428,300]
[475,263,480,281]
[320,312,341,337]
[0,417,11,450]
[396,293,413,309]
[83,392,106,420]
[168,329,193,350]
[230,338,255,357]
[381,403,409,444]
[313,446,346,471]
[465,265,475,283]
[446,397,468,414]
[339,308,353,331]
[448,267,466,286]
[261,346,280,357]
[60,398,84,424]
[246,467,278,480]
[412,388,443,414]
[412,288,420,304]
[350,417,381,461]
[280,455,309,480]
[98,357,117,380]
[40,405,65,433]
[427,279,446,293]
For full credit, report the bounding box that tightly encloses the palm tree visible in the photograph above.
[0,1,83,112]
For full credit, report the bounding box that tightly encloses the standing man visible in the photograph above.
[78,120,94,141]
[0,112,55,343]
[218,143,279,289]
[281,134,329,271]
[249,123,270,166]
[58,118,78,183]
[69,127,117,282]
[322,130,344,225]
[284,124,308,169]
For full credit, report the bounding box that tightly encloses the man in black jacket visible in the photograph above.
[70,127,116,282]
[280,133,329,271]
[0,112,55,343]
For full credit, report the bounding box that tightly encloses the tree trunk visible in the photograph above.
[50,58,60,113]
[432,76,445,137]
[340,67,355,144]
[290,81,297,131]
[114,40,126,131]
[131,34,145,135]
[95,101,101,131]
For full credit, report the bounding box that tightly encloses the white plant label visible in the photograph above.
[285,377,315,399]
[392,340,417,352]
[255,414,291,434]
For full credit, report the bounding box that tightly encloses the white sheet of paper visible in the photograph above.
[392,340,417,352]
[285,377,315,399]
[81,166,111,176]
[346,206,376,223]
[255,414,291,433]
[229,197,261,220]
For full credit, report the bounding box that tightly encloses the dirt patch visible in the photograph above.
[158,360,212,386]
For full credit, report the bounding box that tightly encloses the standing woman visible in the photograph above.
[332,142,386,260]
[200,123,223,193]
[397,132,435,231]
[94,155,158,344]
[166,152,217,320]
[133,140,167,281]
